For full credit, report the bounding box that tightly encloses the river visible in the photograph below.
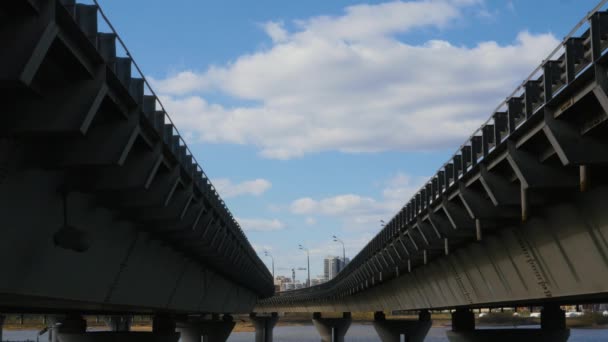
[4,325,608,341]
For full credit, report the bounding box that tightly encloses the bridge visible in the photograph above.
[2,0,608,342]
[255,1,608,341]
[0,0,273,341]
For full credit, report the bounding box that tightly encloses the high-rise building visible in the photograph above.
[324,256,350,281]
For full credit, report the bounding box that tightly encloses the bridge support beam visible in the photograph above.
[373,310,432,342]
[54,314,179,342]
[250,312,279,342]
[446,305,570,342]
[312,312,352,342]
[177,314,236,342]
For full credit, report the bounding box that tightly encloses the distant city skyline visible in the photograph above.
[324,256,350,282]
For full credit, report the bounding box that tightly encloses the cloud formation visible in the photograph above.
[151,0,559,159]
[213,178,272,198]
[290,172,427,232]
[237,218,286,232]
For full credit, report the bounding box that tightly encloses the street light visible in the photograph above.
[264,250,274,279]
[298,244,310,287]
[332,235,346,266]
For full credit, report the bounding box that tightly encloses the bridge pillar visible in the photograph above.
[446,305,570,342]
[177,314,236,342]
[451,308,475,332]
[372,310,432,342]
[250,312,279,342]
[104,316,132,332]
[541,304,567,331]
[0,314,5,342]
[55,314,179,342]
[54,314,87,342]
[47,315,63,342]
[312,312,352,342]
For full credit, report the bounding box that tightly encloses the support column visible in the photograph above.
[153,313,177,335]
[0,314,5,342]
[104,316,132,332]
[451,308,475,333]
[200,314,235,342]
[177,319,201,342]
[47,315,63,342]
[177,314,235,342]
[56,313,179,342]
[250,312,279,342]
[373,310,432,342]
[541,304,566,332]
[55,314,87,342]
[312,312,352,342]
[446,306,570,342]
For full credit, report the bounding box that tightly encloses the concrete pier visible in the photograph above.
[250,312,279,342]
[451,308,475,333]
[55,314,179,342]
[104,316,132,332]
[446,305,570,342]
[312,312,352,342]
[47,315,63,342]
[0,314,5,342]
[177,314,236,342]
[373,310,432,342]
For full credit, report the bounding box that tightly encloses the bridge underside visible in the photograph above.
[0,167,258,314]
[0,0,272,314]
[258,185,608,312]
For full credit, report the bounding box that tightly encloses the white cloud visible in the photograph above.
[290,198,317,215]
[291,0,462,42]
[154,0,559,159]
[263,21,288,43]
[213,178,271,198]
[290,172,426,232]
[305,217,317,225]
[150,71,208,95]
[237,218,286,232]
[291,194,378,216]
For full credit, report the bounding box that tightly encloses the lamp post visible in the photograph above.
[332,235,346,267]
[264,250,274,280]
[298,244,310,287]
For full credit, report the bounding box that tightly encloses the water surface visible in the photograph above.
[4,324,608,342]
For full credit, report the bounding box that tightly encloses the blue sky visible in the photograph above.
[95,0,602,280]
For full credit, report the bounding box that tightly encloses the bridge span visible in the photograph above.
[255,1,608,341]
[0,0,273,341]
[3,0,608,342]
